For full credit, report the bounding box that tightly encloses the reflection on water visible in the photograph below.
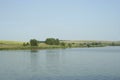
[45,50,61,76]
[0,47,120,80]
[30,50,39,72]
[30,49,62,76]
[30,49,38,53]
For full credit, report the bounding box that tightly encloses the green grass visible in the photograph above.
[0,40,23,50]
[0,40,120,50]
[0,40,63,50]
[0,40,23,45]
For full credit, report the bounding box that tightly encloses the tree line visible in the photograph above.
[23,38,120,47]
[23,38,61,46]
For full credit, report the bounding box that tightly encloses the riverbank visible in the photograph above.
[0,40,120,50]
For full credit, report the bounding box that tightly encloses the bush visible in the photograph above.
[30,39,38,46]
[60,42,66,47]
[23,42,26,46]
[45,38,60,45]
[23,42,30,46]
[68,43,72,48]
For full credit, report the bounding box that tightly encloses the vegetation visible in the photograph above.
[23,42,29,46]
[45,38,60,45]
[30,39,38,46]
[60,42,66,47]
[68,43,72,48]
[0,39,120,50]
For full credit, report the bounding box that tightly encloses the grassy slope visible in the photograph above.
[0,40,24,50]
[0,40,62,50]
[61,40,120,48]
[0,40,120,50]
[0,40,23,45]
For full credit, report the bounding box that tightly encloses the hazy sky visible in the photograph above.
[0,0,120,41]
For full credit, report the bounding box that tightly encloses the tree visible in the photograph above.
[55,39,60,45]
[30,39,38,46]
[45,38,60,45]
[26,42,30,45]
[68,43,72,48]
[23,42,30,46]
[60,42,66,47]
[87,44,90,47]
[111,42,115,46]
[23,42,26,46]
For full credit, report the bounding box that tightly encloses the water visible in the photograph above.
[0,47,120,80]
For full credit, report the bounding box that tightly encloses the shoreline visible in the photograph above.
[1,40,120,50]
[0,46,106,50]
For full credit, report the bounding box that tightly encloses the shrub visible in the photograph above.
[30,39,38,46]
[45,38,60,45]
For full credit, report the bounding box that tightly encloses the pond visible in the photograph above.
[0,47,120,80]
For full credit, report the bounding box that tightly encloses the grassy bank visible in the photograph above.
[0,40,64,50]
[0,40,120,50]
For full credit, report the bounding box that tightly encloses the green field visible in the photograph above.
[0,40,120,50]
[0,40,62,50]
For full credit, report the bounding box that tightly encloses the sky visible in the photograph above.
[0,0,120,41]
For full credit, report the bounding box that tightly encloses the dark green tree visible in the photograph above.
[23,42,30,46]
[68,43,72,48]
[55,39,60,45]
[30,39,38,46]
[23,42,26,46]
[60,42,66,47]
[45,38,60,45]
[87,44,90,47]
[26,42,30,46]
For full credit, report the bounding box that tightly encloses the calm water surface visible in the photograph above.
[0,47,120,80]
